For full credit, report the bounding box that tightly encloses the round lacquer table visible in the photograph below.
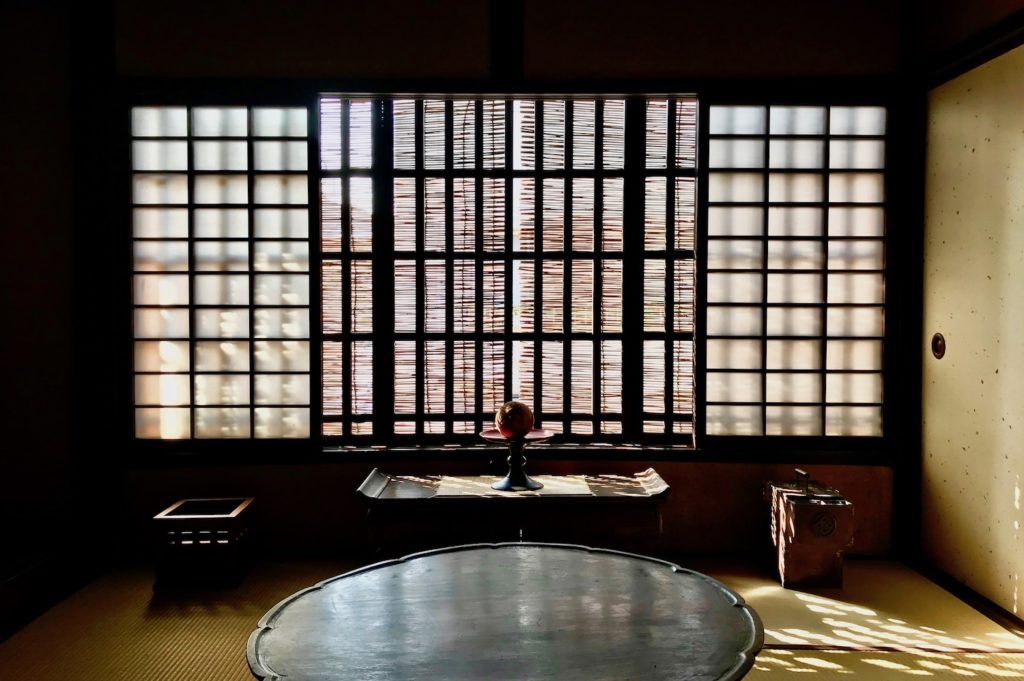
[247,543,763,681]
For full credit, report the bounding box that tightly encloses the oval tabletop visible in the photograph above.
[248,543,763,681]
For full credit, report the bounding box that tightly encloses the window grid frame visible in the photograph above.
[702,103,887,438]
[130,103,314,440]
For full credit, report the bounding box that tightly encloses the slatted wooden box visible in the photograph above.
[152,497,254,589]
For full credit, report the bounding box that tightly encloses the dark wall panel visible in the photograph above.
[115,0,491,78]
[914,0,1024,63]
[1,5,75,548]
[524,0,901,79]
[123,460,891,557]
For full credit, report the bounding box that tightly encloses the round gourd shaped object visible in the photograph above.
[494,400,534,438]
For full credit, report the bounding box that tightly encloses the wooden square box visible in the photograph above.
[152,497,254,589]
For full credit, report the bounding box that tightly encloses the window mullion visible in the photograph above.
[372,98,395,439]
[621,98,646,439]
[474,101,485,432]
[533,101,544,428]
[563,100,573,435]
[444,100,455,435]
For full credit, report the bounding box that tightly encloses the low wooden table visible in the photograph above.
[356,468,669,554]
[247,543,763,681]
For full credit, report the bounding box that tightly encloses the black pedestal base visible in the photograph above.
[491,440,544,492]
[490,472,544,492]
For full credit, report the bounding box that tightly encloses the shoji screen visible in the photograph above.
[132,106,312,439]
[705,105,885,436]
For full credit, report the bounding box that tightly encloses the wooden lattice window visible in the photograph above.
[320,96,697,442]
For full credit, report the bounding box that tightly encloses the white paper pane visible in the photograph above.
[767,240,823,270]
[255,175,307,204]
[766,406,822,435]
[770,140,823,169]
[709,173,764,202]
[193,107,248,137]
[828,273,884,304]
[706,405,763,435]
[195,208,249,238]
[196,309,250,338]
[195,341,250,372]
[707,339,761,369]
[134,241,189,272]
[135,407,190,439]
[830,140,885,169]
[707,306,762,336]
[255,374,310,405]
[826,373,882,404]
[769,106,825,135]
[254,141,308,171]
[134,340,190,372]
[132,141,188,171]
[767,273,822,303]
[255,407,311,438]
[134,274,188,305]
[135,374,190,406]
[195,175,248,204]
[827,340,882,371]
[767,307,822,336]
[133,174,188,204]
[195,242,249,271]
[829,207,884,237]
[709,139,764,168]
[132,107,187,137]
[255,309,309,338]
[709,106,766,135]
[134,309,189,338]
[828,240,884,270]
[255,209,308,238]
[826,406,882,436]
[192,141,248,171]
[253,107,307,137]
[767,340,821,370]
[133,208,188,239]
[830,106,886,136]
[708,273,762,303]
[254,242,309,272]
[768,173,822,203]
[708,207,763,236]
[255,274,309,305]
[706,372,762,402]
[766,372,820,403]
[826,307,884,337]
[254,340,309,372]
[768,207,822,237]
[829,173,884,203]
[195,274,249,305]
[708,239,762,269]
[195,408,251,438]
[195,374,249,405]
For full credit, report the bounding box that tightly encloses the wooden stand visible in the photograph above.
[152,497,254,590]
[357,468,669,556]
[765,470,853,588]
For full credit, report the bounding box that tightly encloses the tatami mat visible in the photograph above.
[0,557,1021,680]
[748,649,1024,679]
[691,559,1024,653]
